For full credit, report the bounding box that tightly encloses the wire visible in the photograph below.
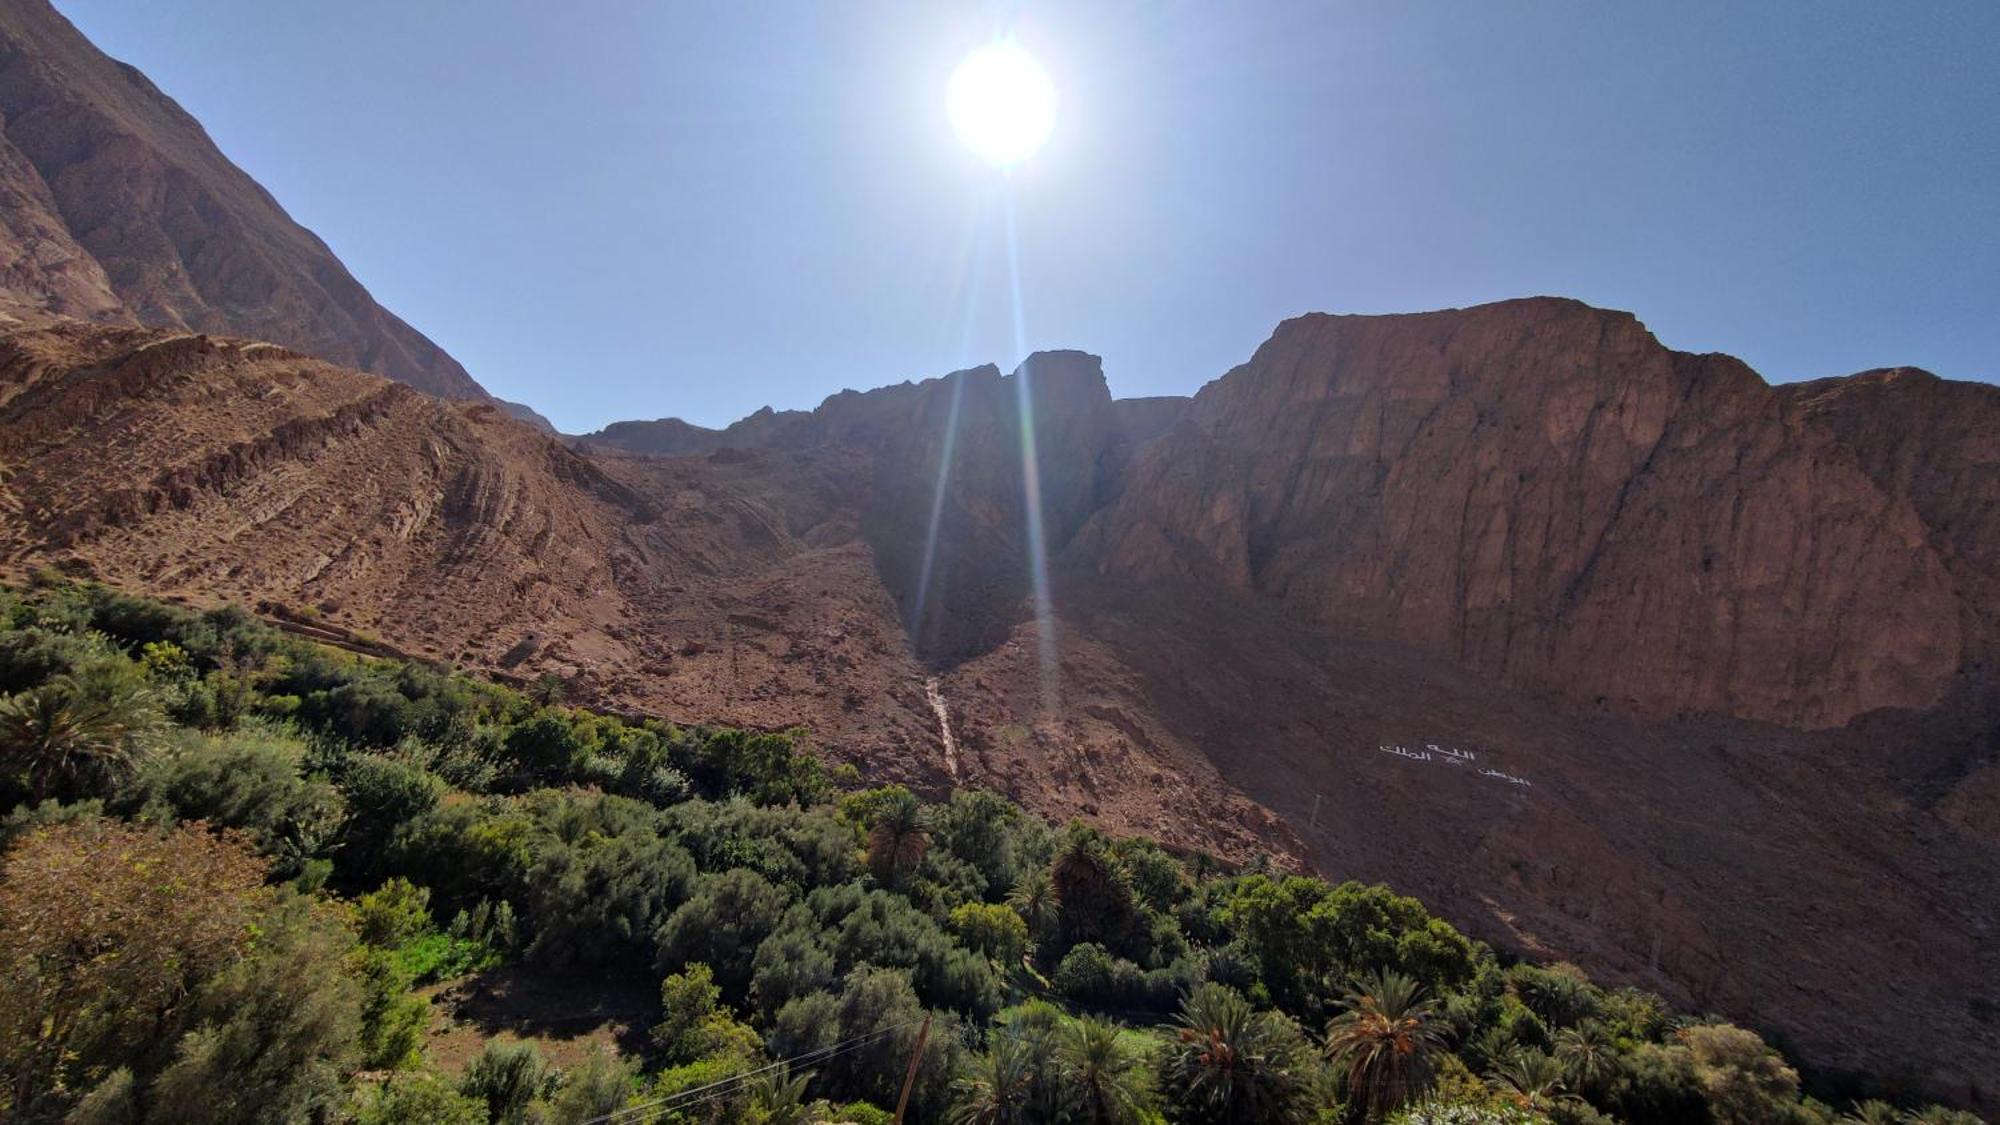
[585,1017,929,1125]
[590,1021,917,1125]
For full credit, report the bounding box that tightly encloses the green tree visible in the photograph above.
[654,962,759,1065]
[359,1072,489,1125]
[656,868,794,997]
[143,894,364,1123]
[546,1045,636,1124]
[948,1034,1037,1125]
[746,1064,819,1125]
[114,727,341,879]
[527,830,695,967]
[1051,824,1140,957]
[1009,868,1060,950]
[1553,1021,1621,1099]
[1486,1048,1575,1114]
[1,666,160,803]
[866,788,932,884]
[1159,983,1315,1124]
[952,901,1030,966]
[460,1038,549,1125]
[1678,1024,1800,1125]
[1324,969,1452,1120]
[1057,1017,1153,1125]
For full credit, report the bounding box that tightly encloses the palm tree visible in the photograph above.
[1056,1017,1151,1124]
[0,672,158,803]
[1049,827,1137,949]
[948,1035,1037,1125]
[1160,983,1312,1124]
[1322,969,1451,1121]
[1008,869,1059,949]
[866,790,931,883]
[748,1065,819,1125]
[1554,1020,1622,1097]
[1486,1047,1576,1113]
[1900,1108,1984,1125]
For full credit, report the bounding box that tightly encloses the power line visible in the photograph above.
[591,1022,914,1125]
[585,1017,928,1125]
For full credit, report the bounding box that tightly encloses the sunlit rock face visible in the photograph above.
[1077,297,1976,729]
[0,0,487,400]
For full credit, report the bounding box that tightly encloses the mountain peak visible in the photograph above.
[0,0,487,400]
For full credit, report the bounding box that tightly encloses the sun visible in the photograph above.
[947,41,1055,168]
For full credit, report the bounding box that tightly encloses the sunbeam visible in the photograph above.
[1005,188,1060,711]
[909,191,994,654]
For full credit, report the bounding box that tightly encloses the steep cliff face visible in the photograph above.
[3,308,1997,1098]
[1781,368,2000,671]
[588,353,1132,660]
[0,0,486,400]
[1077,298,1967,728]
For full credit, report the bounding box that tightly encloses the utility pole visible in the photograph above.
[892,1013,934,1125]
[1308,792,1323,830]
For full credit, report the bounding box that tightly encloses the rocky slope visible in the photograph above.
[3,304,1996,1102]
[0,0,486,400]
[1077,299,1975,730]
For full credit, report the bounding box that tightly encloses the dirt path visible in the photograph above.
[924,675,960,780]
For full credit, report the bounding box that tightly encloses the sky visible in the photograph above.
[56,1,2000,433]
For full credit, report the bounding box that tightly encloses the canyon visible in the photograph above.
[0,0,1994,1107]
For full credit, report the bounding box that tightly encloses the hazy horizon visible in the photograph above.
[56,0,2000,432]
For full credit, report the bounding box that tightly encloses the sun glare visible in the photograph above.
[947,41,1055,168]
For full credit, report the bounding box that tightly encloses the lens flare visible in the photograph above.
[1005,192,1059,711]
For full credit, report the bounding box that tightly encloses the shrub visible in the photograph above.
[460,1039,549,1125]
[526,830,695,967]
[656,868,794,997]
[114,727,342,878]
[952,901,1030,966]
[359,1072,489,1125]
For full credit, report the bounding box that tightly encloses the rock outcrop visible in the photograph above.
[1077,299,1973,728]
[0,0,487,400]
[3,307,1997,1101]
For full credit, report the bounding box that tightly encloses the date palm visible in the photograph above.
[1554,1020,1622,1096]
[1486,1047,1576,1113]
[1008,869,1059,947]
[1057,1017,1151,1124]
[1323,969,1451,1121]
[948,1035,1036,1125]
[1160,983,1312,1124]
[748,1065,818,1125]
[1,671,158,803]
[866,789,931,883]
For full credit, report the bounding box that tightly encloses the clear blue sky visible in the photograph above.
[57,1,1999,432]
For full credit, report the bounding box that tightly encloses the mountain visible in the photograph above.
[3,302,1996,1102]
[0,3,1994,1105]
[0,0,486,400]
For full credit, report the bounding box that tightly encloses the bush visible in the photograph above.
[338,755,445,874]
[115,727,342,878]
[359,1072,489,1125]
[952,901,1029,966]
[460,1039,549,1125]
[526,829,695,967]
[655,868,794,997]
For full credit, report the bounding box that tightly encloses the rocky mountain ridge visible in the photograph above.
[0,0,486,399]
[0,0,1994,1105]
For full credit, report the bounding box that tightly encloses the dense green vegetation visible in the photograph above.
[0,578,1981,1124]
